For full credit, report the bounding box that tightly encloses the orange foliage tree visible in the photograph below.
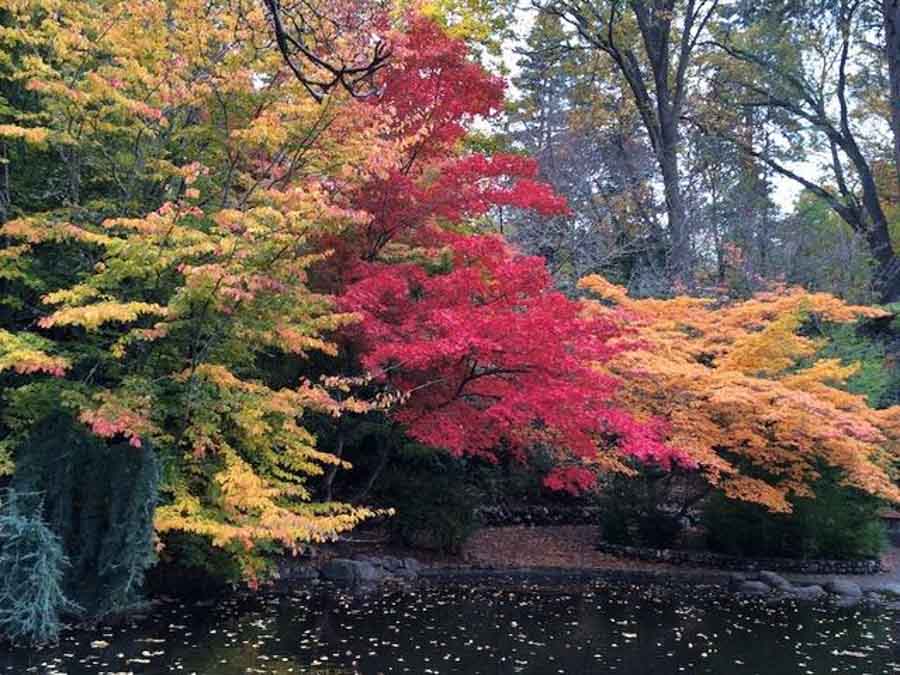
[580,276,900,512]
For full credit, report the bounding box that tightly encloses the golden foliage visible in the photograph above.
[580,276,900,511]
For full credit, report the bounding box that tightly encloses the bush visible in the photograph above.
[0,491,80,644]
[812,323,900,408]
[597,468,693,548]
[703,472,886,560]
[376,452,480,554]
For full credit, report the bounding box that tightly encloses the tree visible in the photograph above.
[321,16,684,494]
[0,0,394,582]
[881,0,900,185]
[263,0,393,102]
[581,275,900,511]
[506,11,668,292]
[538,0,722,282]
[708,0,900,302]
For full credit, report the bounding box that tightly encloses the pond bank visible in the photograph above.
[293,525,900,606]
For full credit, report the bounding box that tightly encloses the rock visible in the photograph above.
[380,556,403,572]
[737,580,771,595]
[834,594,861,608]
[728,573,748,590]
[871,581,900,598]
[402,557,421,574]
[354,561,383,583]
[824,579,863,597]
[789,584,826,601]
[758,571,792,591]
[292,565,320,581]
[321,558,358,582]
[321,558,384,584]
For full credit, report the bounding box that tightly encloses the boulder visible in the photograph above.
[834,595,861,608]
[728,572,748,590]
[871,581,900,598]
[737,580,771,595]
[824,579,863,597]
[321,558,384,584]
[758,571,792,591]
[789,585,826,601]
[402,557,421,574]
[354,561,383,583]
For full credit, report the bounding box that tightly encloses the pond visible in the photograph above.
[1,579,897,674]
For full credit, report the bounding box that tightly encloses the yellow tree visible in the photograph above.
[0,0,406,579]
[580,275,900,512]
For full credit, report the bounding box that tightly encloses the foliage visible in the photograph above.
[702,471,887,560]
[376,450,480,553]
[11,416,158,616]
[597,468,687,548]
[328,18,682,493]
[581,276,900,512]
[0,0,397,582]
[0,491,79,644]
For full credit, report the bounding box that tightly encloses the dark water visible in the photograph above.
[1,580,897,674]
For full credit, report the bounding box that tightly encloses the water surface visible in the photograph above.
[2,579,897,674]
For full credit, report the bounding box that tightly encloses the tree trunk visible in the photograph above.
[322,428,344,502]
[353,435,391,504]
[659,139,690,282]
[864,219,900,303]
[885,0,900,186]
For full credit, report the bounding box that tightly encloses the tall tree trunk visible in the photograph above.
[864,214,900,302]
[885,0,900,186]
[658,142,690,280]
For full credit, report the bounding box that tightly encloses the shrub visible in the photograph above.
[0,491,80,644]
[702,471,887,560]
[376,452,480,554]
[12,416,159,616]
[597,468,691,548]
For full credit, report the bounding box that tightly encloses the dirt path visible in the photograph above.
[461,525,673,570]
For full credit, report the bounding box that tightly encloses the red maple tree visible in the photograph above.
[328,16,684,491]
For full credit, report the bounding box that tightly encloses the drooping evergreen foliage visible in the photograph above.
[12,416,158,616]
[0,491,79,644]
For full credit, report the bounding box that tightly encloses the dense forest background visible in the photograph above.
[499,0,900,303]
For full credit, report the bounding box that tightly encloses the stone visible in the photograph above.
[354,561,383,583]
[834,595,861,608]
[402,557,421,573]
[380,556,403,572]
[759,571,792,591]
[824,579,863,597]
[321,558,358,582]
[788,585,826,601]
[321,558,384,584]
[871,581,900,598]
[289,565,320,581]
[727,573,748,590]
[737,580,771,595]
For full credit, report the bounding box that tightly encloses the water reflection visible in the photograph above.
[2,579,897,674]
